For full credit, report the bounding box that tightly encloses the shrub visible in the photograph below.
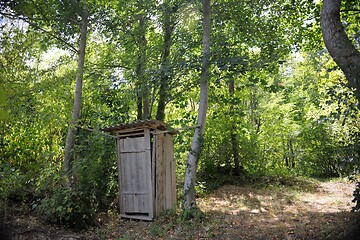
[0,163,32,204]
[36,186,95,230]
[351,181,360,212]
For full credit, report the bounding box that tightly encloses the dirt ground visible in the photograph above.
[197,178,359,240]
[1,178,360,239]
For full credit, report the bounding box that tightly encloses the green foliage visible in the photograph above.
[0,163,30,203]
[73,129,118,212]
[36,185,95,230]
[0,91,7,121]
[197,51,360,181]
[352,181,360,212]
[35,131,117,230]
[180,206,205,222]
[1,0,359,228]
[341,0,360,48]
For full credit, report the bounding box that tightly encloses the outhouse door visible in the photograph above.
[117,130,154,220]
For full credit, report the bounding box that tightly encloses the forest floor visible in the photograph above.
[2,177,360,239]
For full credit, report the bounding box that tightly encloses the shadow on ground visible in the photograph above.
[1,178,359,240]
[196,180,359,240]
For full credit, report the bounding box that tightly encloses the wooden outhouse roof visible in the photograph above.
[102,120,170,133]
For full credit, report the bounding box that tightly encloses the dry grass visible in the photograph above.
[196,178,357,239]
[2,177,360,239]
[85,177,359,240]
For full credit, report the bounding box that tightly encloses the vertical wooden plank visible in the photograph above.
[122,138,129,213]
[151,133,156,217]
[122,137,127,213]
[117,138,124,215]
[135,136,145,213]
[164,133,171,209]
[124,137,134,213]
[144,129,153,219]
[155,134,160,213]
[120,138,129,214]
[136,136,143,213]
[135,137,141,212]
[154,134,158,213]
[156,133,165,212]
[130,137,138,213]
[166,134,176,208]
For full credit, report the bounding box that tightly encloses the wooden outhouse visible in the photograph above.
[103,120,176,220]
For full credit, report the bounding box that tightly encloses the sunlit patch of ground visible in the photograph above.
[197,178,357,239]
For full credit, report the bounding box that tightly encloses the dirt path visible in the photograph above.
[197,179,358,239]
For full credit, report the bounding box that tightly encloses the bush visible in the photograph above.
[0,163,32,204]
[36,186,95,230]
[351,181,360,212]
[34,131,119,230]
[73,130,118,212]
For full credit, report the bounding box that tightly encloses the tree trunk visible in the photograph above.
[228,79,241,175]
[231,125,241,175]
[63,0,89,186]
[136,14,149,120]
[156,1,176,121]
[249,87,261,134]
[321,0,360,102]
[183,0,211,210]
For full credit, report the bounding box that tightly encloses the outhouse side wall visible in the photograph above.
[154,133,176,214]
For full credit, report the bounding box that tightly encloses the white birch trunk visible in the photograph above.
[63,0,89,186]
[183,0,211,210]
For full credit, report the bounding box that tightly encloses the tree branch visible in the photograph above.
[0,12,78,53]
[340,9,360,13]
[90,63,132,70]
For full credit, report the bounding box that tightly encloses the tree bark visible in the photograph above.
[321,0,360,102]
[183,0,211,210]
[156,1,176,121]
[63,0,89,186]
[136,14,149,120]
[228,79,241,176]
